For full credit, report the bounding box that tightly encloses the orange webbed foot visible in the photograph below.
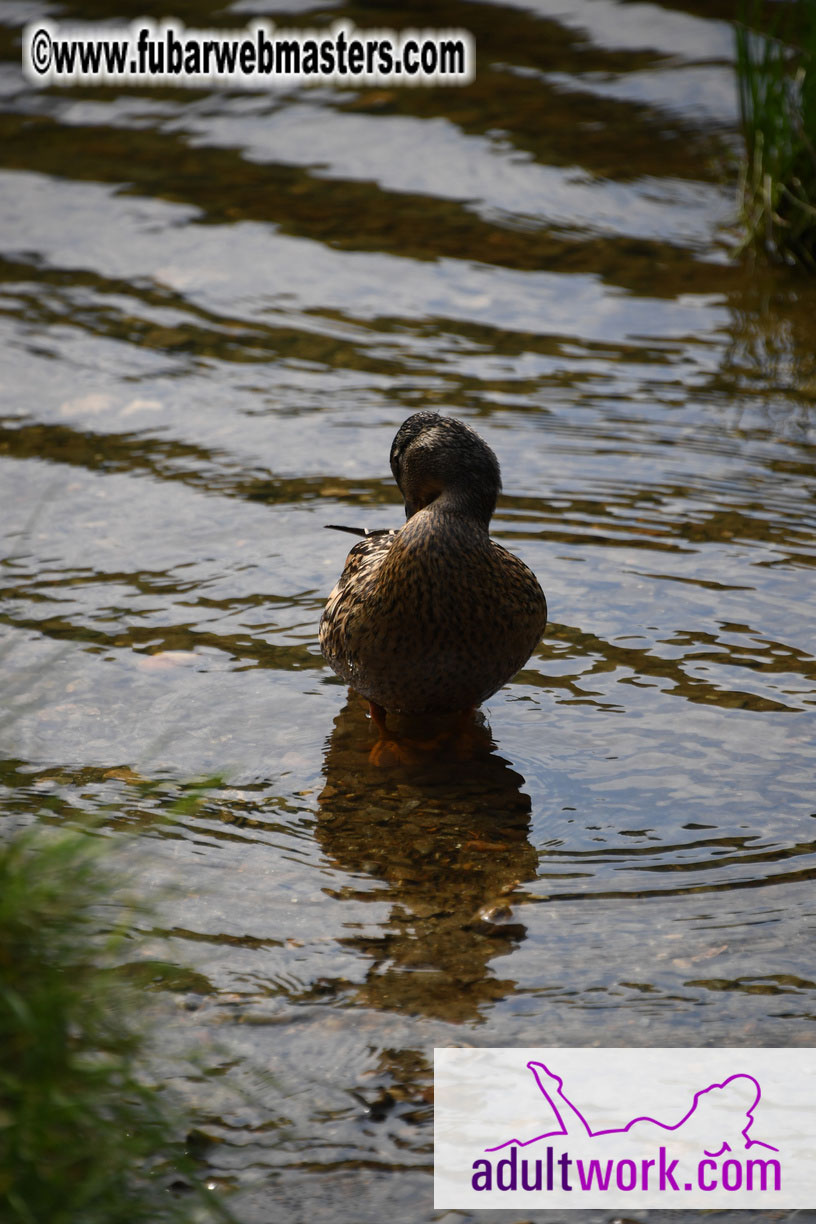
[366,703,485,766]
[367,702,426,766]
[368,736,424,766]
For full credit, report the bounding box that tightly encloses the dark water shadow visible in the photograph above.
[315,696,538,1022]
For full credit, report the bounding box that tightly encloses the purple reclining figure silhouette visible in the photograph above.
[487,1061,779,1157]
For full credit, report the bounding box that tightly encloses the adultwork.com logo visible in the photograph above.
[476,1060,779,1194]
[435,1048,816,1209]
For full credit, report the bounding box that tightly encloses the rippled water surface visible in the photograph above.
[2,0,816,1220]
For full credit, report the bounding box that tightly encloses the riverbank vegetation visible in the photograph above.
[0,823,230,1224]
[736,0,816,267]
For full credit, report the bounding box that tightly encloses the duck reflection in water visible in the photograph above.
[316,697,538,1023]
[320,412,547,765]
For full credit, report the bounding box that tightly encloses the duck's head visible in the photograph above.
[389,412,501,527]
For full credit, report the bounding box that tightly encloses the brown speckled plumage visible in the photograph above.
[320,412,547,715]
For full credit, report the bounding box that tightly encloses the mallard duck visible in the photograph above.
[320,412,547,739]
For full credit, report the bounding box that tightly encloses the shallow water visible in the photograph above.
[1,0,815,1220]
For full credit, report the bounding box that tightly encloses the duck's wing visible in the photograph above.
[325,528,398,602]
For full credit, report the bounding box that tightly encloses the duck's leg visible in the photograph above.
[369,701,389,736]
[451,708,491,759]
[368,702,484,766]
[368,701,422,766]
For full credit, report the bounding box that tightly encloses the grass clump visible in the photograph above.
[0,824,229,1224]
[736,0,816,267]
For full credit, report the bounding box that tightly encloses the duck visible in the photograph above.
[319,412,547,757]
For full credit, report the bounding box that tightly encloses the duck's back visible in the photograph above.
[320,507,546,715]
